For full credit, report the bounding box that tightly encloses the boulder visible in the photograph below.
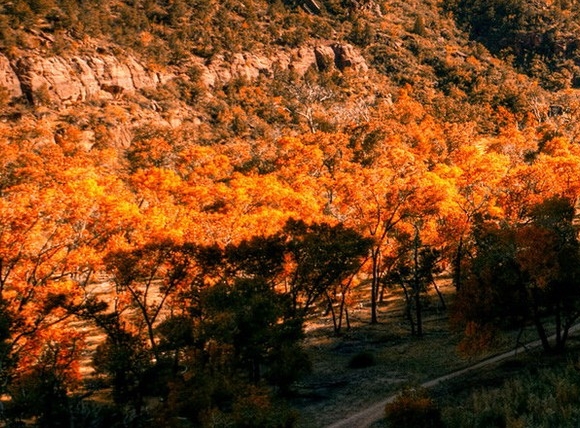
[314,45,336,71]
[332,43,369,72]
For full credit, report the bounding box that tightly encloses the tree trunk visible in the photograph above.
[250,359,261,384]
[415,288,422,337]
[146,320,159,362]
[531,289,552,352]
[379,279,387,303]
[336,277,355,335]
[555,301,562,349]
[401,282,415,336]
[337,290,346,335]
[326,292,340,336]
[413,230,423,336]
[453,237,463,291]
[533,316,552,353]
[432,279,446,311]
[370,248,380,324]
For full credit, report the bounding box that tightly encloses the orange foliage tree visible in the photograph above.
[0,123,139,411]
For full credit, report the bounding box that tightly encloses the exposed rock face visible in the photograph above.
[289,47,318,75]
[199,43,367,89]
[202,52,288,87]
[332,43,369,72]
[0,55,23,99]
[0,42,368,105]
[314,45,336,71]
[3,52,171,105]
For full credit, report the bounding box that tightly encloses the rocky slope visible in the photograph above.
[0,37,367,106]
[1,0,577,152]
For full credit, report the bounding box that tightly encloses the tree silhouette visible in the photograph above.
[456,196,580,353]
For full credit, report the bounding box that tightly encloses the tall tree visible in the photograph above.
[281,219,373,318]
[104,242,197,361]
[387,226,441,336]
[456,196,580,353]
[516,196,580,352]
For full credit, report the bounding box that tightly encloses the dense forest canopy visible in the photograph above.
[1,0,580,426]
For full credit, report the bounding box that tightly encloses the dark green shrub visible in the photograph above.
[412,15,427,37]
[232,386,299,428]
[348,351,376,369]
[348,18,375,47]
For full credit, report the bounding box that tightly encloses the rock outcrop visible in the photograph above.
[200,42,367,89]
[314,45,336,71]
[0,42,368,106]
[0,56,23,99]
[332,43,369,73]
[201,52,291,87]
[8,53,171,105]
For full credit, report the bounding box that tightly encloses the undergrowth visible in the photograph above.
[441,357,580,428]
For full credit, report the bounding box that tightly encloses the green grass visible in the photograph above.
[292,282,579,428]
[440,354,580,428]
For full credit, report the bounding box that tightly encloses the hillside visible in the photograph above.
[2,0,580,427]
[2,0,578,141]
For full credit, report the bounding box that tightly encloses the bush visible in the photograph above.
[232,386,299,428]
[348,351,376,369]
[385,387,444,428]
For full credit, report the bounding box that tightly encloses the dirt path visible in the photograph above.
[326,325,580,428]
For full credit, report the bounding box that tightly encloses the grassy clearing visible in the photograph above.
[291,282,460,427]
[291,281,571,428]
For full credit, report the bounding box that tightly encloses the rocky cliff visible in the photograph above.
[1,51,171,106]
[0,40,367,107]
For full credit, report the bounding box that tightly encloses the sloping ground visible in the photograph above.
[328,326,580,428]
[291,282,545,427]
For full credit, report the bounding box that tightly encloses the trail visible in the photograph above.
[326,325,580,428]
